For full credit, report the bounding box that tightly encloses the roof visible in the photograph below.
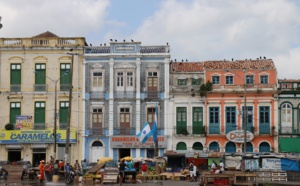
[170,59,275,72]
[278,79,300,83]
[32,31,59,38]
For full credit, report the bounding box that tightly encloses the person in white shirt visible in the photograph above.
[219,160,224,172]
[189,161,196,182]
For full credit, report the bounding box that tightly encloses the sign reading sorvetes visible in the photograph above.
[110,136,167,148]
[226,130,254,143]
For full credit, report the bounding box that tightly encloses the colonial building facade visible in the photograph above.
[83,42,170,163]
[277,79,300,153]
[0,32,85,164]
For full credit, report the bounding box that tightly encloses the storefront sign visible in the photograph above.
[110,136,167,148]
[262,158,281,170]
[0,130,77,144]
[15,115,33,128]
[226,130,254,143]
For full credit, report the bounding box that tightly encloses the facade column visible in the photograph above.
[108,59,114,157]
[82,59,86,159]
[136,58,141,157]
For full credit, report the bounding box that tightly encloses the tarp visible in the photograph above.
[281,158,300,171]
[245,159,259,170]
[225,156,242,170]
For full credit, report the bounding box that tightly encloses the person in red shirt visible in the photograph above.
[39,160,45,183]
[141,162,148,182]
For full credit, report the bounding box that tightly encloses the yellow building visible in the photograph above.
[0,31,85,165]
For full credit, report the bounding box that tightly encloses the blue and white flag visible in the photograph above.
[152,103,158,144]
[137,122,153,144]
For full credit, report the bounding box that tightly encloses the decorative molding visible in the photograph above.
[114,62,136,69]
[92,64,103,69]
[147,64,158,68]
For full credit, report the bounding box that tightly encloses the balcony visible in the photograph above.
[34,84,47,92]
[59,123,67,130]
[174,126,206,135]
[113,127,136,135]
[143,91,160,99]
[10,84,21,92]
[60,84,70,91]
[90,91,106,99]
[85,46,110,54]
[34,123,46,130]
[87,127,106,136]
[114,91,136,99]
[140,46,169,53]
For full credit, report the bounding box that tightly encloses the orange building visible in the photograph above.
[203,59,278,153]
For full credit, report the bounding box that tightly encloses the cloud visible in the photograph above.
[132,0,300,78]
[0,0,110,37]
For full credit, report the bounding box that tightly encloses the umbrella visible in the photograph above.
[98,157,113,164]
[143,157,153,162]
[153,157,167,163]
[132,157,144,162]
[121,156,133,161]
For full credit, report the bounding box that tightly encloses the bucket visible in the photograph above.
[52,175,59,182]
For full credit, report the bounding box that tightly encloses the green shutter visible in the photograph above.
[60,64,70,91]
[176,107,187,134]
[11,64,21,84]
[59,102,69,129]
[34,102,45,123]
[176,142,187,150]
[192,107,203,134]
[35,64,46,84]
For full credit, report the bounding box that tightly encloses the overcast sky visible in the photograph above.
[1,0,300,79]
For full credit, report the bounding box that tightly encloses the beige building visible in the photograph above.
[0,31,85,165]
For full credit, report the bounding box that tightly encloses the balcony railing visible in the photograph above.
[114,91,136,99]
[87,127,106,136]
[59,123,67,130]
[10,84,21,92]
[90,91,106,99]
[34,84,47,92]
[143,91,159,98]
[113,127,136,135]
[85,47,110,54]
[174,126,206,135]
[34,123,46,130]
[140,46,169,53]
[60,84,70,91]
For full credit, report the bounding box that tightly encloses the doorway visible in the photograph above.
[8,150,21,163]
[32,148,46,167]
[119,149,130,159]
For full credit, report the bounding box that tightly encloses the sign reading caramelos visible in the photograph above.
[226,130,254,143]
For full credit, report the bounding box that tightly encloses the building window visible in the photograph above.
[176,142,187,150]
[147,107,156,128]
[209,142,219,151]
[177,79,187,86]
[242,106,253,132]
[10,102,21,125]
[92,72,103,89]
[260,75,268,84]
[246,75,254,84]
[60,64,71,91]
[116,71,134,91]
[281,83,292,89]
[192,107,203,134]
[120,108,130,135]
[281,103,292,134]
[209,107,220,134]
[59,102,69,129]
[10,64,21,92]
[259,106,270,134]
[226,76,233,85]
[127,72,133,87]
[92,108,103,135]
[176,107,187,134]
[34,102,45,129]
[34,64,46,91]
[192,78,201,86]
[147,72,158,97]
[259,142,270,152]
[225,107,236,133]
[212,76,220,85]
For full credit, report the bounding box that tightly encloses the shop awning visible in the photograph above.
[6,144,22,149]
[31,144,48,149]
[279,138,300,153]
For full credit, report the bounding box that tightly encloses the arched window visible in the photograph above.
[209,142,219,151]
[225,142,236,153]
[281,103,292,134]
[259,142,270,152]
[242,142,253,152]
[176,142,187,150]
[92,141,103,147]
[192,142,203,150]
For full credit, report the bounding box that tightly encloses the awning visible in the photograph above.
[279,138,300,153]
[31,144,48,149]
[6,144,22,149]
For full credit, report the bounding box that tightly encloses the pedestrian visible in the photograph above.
[81,159,87,175]
[53,160,59,175]
[211,160,216,172]
[141,161,148,182]
[189,161,196,182]
[219,160,224,172]
[119,159,127,184]
[74,160,81,176]
[39,160,45,183]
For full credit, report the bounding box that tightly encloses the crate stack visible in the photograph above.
[271,171,287,182]
[287,171,300,181]
[256,171,272,182]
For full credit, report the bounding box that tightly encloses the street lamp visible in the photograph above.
[34,70,69,159]
[224,67,266,153]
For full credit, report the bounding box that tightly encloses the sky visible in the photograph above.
[1,0,300,79]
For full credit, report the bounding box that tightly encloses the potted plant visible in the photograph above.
[5,123,14,130]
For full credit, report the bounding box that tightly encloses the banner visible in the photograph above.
[0,129,76,144]
[262,158,282,170]
[15,115,33,128]
[245,159,259,170]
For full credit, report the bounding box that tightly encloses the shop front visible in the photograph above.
[0,129,77,164]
